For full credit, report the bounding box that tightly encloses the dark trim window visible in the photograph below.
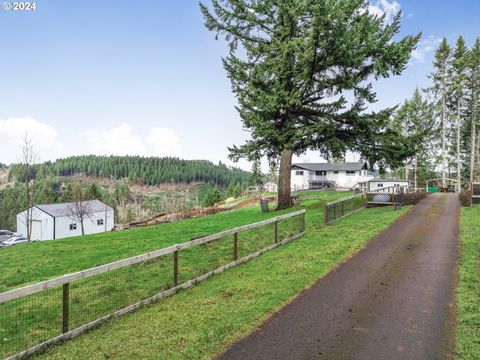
[377,183,383,188]
[97,219,104,226]
[69,223,77,231]
[346,170,356,175]
[295,171,304,176]
[333,170,339,174]
[315,171,326,176]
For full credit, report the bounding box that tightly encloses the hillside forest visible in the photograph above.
[0,156,252,231]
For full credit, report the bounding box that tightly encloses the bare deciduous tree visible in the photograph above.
[66,185,92,236]
[18,134,39,242]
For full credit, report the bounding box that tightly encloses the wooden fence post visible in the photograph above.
[233,233,238,260]
[301,212,306,232]
[351,196,355,212]
[323,203,328,225]
[173,251,179,286]
[274,221,278,243]
[62,283,70,334]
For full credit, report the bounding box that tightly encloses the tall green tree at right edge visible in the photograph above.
[201,0,420,209]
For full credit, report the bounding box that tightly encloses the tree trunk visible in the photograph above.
[404,160,409,181]
[470,98,477,184]
[442,91,447,188]
[277,148,293,210]
[414,154,418,192]
[457,100,461,191]
[80,220,85,236]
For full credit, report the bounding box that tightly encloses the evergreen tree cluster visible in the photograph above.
[9,155,250,188]
[397,36,480,190]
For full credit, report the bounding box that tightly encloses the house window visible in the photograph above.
[295,171,304,176]
[97,219,104,226]
[333,171,339,174]
[315,171,326,176]
[346,171,356,175]
[69,223,77,231]
[377,183,383,188]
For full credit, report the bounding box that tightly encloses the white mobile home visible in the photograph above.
[291,162,373,190]
[367,179,410,192]
[16,200,115,241]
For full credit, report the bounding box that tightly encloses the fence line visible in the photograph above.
[1,210,306,360]
[323,193,365,225]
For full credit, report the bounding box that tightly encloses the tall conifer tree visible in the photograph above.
[201,0,420,208]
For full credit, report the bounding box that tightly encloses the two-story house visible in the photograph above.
[291,162,373,190]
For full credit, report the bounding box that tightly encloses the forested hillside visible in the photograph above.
[9,156,250,187]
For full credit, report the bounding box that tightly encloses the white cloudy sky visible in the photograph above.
[0,0,478,170]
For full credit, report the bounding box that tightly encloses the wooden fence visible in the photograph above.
[323,193,365,225]
[0,210,306,360]
[366,185,407,209]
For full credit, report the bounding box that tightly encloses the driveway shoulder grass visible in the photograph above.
[455,205,480,360]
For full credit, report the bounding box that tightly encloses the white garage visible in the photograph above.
[16,200,115,241]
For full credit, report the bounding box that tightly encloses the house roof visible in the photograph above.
[35,200,113,217]
[291,162,367,171]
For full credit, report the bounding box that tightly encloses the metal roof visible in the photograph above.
[35,200,113,217]
[291,162,367,171]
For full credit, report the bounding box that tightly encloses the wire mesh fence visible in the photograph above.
[323,193,365,225]
[0,210,305,359]
[472,182,480,204]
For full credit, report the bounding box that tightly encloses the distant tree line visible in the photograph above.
[9,155,250,187]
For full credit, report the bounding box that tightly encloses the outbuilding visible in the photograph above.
[367,179,410,192]
[16,200,115,241]
[264,182,278,193]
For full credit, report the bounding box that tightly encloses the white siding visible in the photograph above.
[291,170,310,190]
[16,207,115,241]
[16,207,54,240]
[54,210,115,239]
[368,180,409,192]
[291,168,373,190]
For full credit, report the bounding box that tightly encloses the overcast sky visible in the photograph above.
[0,0,479,170]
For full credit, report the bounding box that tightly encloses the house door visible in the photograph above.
[31,220,43,240]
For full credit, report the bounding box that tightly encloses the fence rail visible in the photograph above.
[0,210,306,360]
[323,193,365,225]
[366,185,406,210]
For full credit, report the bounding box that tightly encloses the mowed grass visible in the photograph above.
[455,205,480,359]
[33,202,410,360]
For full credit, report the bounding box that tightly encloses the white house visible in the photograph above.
[291,162,373,190]
[16,200,115,241]
[264,182,278,193]
[367,179,410,192]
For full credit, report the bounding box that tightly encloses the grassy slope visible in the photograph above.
[455,205,480,359]
[36,202,410,360]
[0,193,347,292]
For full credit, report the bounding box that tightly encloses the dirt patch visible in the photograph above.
[220,194,459,360]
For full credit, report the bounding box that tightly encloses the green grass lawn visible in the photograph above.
[0,205,298,293]
[30,202,409,360]
[455,205,480,359]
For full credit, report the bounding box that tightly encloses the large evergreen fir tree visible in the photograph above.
[201,0,420,208]
[429,38,453,188]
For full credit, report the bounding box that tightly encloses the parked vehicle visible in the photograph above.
[0,230,14,242]
[0,235,29,247]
